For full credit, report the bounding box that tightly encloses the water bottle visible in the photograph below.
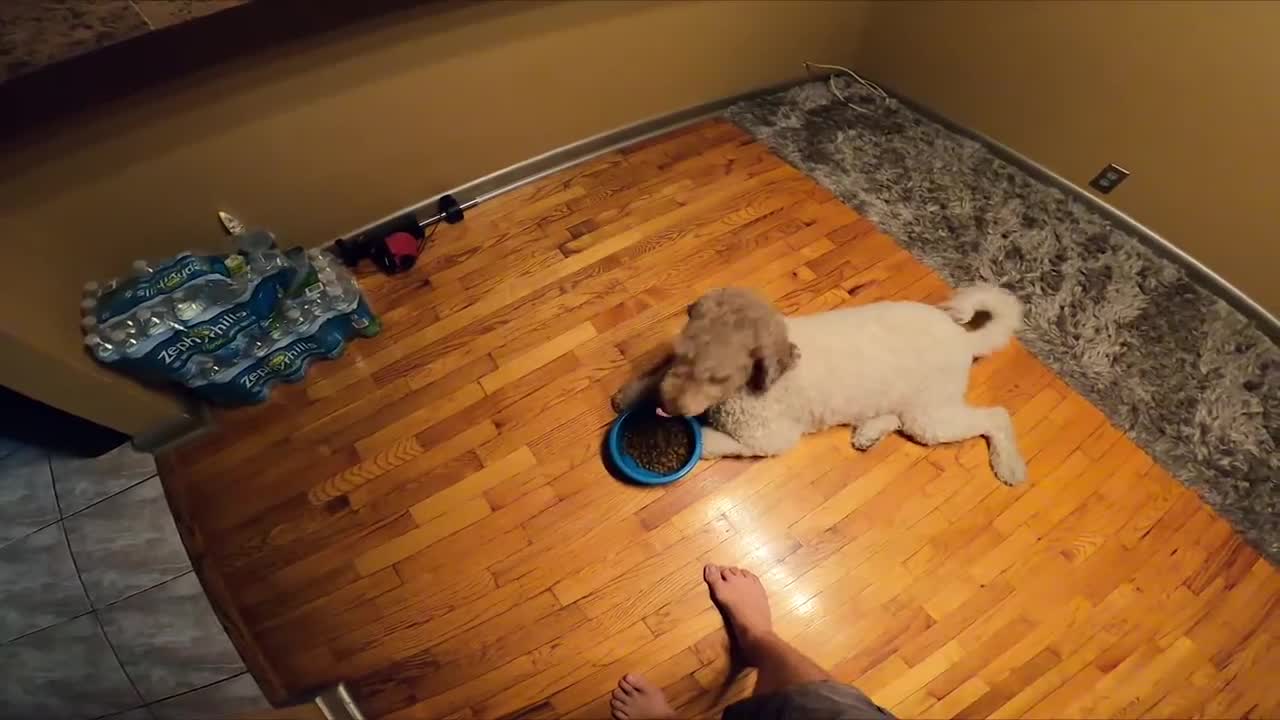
[171,285,207,323]
[83,281,101,299]
[84,334,119,362]
[155,298,184,328]
[266,251,289,276]
[307,248,336,273]
[238,229,274,254]
[250,319,287,356]
[105,321,141,355]
[201,356,230,383]
[282,307,309,334]
[136,307,182,338]
[245,251,286,282]
[323,283,359,314]
[224,253,248,276]
[222,273,250,305]
[238,230,284,280]
[298,283,327,318]
[132,259,155,277]
[80,316,99,333]
[200,273,239,308]
[183,355,225,384]
[178,356,204,383]
[80,297,98,319]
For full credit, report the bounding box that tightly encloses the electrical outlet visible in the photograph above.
[1089,163,1130,194]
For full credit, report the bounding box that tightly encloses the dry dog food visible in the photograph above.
[622,413,695,474]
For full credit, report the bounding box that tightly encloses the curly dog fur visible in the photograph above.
[613,286,1028,486]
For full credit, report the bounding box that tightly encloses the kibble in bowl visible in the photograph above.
[606,407,702,485]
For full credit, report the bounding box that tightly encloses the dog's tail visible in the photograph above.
[940,284,1023,358]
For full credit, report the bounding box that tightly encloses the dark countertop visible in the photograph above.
[1,0,246,85]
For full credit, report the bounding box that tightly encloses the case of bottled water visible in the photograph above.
[81,232,381,406]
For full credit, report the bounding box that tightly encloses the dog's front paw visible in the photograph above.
[851,431,880,451]
[991,449,1028,486]
[610,391,627,414]
[852,426,890,451]
[851,416,900,451]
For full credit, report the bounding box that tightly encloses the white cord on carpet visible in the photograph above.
[803,61,889,113]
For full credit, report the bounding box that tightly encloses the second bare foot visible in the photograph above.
[610,674,673,720]
[703,563,774,661]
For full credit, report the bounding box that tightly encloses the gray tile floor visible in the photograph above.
[53,443,159,516]
[0,447,59,546]
[0,436,267,720]
[1,614,141,718]
[65,477,192,607]
[100,573,245,702]
[0,523,89,641]
[149,673,269,720]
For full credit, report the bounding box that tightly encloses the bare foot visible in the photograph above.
[610,673,673,720]
[703,563,774,662]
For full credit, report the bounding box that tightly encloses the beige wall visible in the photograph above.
[851,0,1280,316]
[0,0,870,438]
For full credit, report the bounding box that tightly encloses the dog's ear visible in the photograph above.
[750,341,800,391]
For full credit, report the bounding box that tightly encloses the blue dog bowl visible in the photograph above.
[607,408,702,485]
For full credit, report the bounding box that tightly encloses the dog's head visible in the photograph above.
[658,288,799,416]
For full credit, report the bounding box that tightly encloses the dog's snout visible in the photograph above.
[657,392,682,417]
[663,395,708,418]
[656,387,686,417]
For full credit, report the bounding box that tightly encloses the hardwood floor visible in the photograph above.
[159,119,1280,719]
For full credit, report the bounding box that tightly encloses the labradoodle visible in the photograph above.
[612,286,1028,485]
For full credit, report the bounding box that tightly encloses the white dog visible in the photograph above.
[613,286,1028,486]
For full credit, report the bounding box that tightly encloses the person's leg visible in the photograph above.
[610,564,833,719]
[700,564,833,696]
[705,566,893,719]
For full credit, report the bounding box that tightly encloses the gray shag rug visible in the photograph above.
[726,80,1280,564]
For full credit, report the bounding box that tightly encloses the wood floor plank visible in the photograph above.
[157,120,1280,716]
[304,355,496,448]
[353,496,492,576]
[307,161,808,400]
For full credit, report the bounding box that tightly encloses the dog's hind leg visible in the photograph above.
[901,405,1026,486]
[851,415,901,450]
